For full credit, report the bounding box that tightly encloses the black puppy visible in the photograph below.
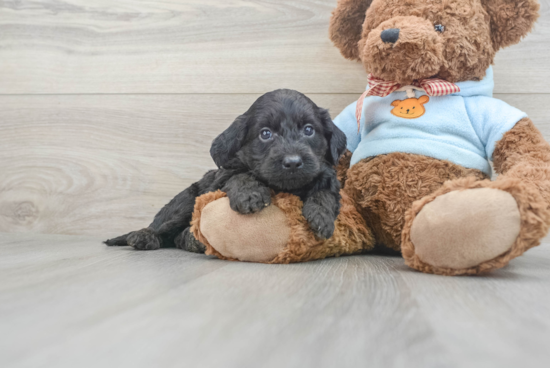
[105,89,347,251]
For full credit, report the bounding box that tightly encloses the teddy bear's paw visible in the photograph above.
[127,228,162,251]
[200,197,290,262]
[409,188,521,271]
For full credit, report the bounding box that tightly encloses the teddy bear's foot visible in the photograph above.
[411,188,520,269]
[402,178,550,275]
[197,196,291,263]
[190,190,374,264]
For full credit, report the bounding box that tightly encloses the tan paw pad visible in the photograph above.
[200,197,291,263]
[410,188,520,269]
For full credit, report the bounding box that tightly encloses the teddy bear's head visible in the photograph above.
[329,0,539,84]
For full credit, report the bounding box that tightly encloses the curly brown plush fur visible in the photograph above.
[482,0,540,50]
[329,0,374,60]
[192,1,546,275]
[344,153,488,251]
[493,118,550,203]
[195,119,550,271]
[401,176,550,276]
[398,118,550,275]
[323,0,547,276]
[191,189,375,264]
[269,191,374,263]
[329,0,539,84]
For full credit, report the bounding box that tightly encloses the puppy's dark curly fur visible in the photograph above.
[105,89,347,251]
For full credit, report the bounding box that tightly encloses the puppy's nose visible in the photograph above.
[381,28,400,44]
[283,155,303,170]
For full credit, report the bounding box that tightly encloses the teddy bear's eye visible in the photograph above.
[434,24,445,33]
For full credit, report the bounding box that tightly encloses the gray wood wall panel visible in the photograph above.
[0,1,549,235]
[0,94,354,236]
[0,93,548,236]
[0,0,548,94]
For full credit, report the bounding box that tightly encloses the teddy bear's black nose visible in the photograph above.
[381,28,400,44]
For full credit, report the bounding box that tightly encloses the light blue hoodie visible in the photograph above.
[333,67,527,176]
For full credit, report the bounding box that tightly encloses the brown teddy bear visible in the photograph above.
[191,0,550,276]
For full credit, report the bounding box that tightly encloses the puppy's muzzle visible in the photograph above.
[282,155,303,171]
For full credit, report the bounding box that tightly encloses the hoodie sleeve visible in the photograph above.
[464,96,527,161]
[333,100,363,153]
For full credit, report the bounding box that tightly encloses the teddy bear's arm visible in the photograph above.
[402,117,550,275]
[493,117,550,203]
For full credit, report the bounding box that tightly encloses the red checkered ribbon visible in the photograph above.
[355,74,461,131]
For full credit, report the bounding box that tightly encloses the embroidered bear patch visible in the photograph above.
[390,96,430,119]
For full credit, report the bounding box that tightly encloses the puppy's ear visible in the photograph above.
[482,0,539,51]
[210,114,249,168]
[320,108,347,166]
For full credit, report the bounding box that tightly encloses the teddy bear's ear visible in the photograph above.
[481,0,539,51]
[391,100,401,107]
[329,0,374,60]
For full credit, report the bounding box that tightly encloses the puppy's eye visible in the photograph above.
[260,129,273,141]
[434,24,445,33]
[303,125,315,137]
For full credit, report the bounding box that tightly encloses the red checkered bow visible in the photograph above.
[355,74,461,131]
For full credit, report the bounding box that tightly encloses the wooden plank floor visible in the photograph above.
[1,232,550,368]
[2,1,550,367]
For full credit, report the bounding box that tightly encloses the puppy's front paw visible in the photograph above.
[127,228,162,250]
[228,186,271,214]
[302,204,336,239]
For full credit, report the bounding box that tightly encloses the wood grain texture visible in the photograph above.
[0,0,548,94]
[0,93,347,236]
[0,232,549,368]
[1,2,550,367]
[1,93,549,236]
